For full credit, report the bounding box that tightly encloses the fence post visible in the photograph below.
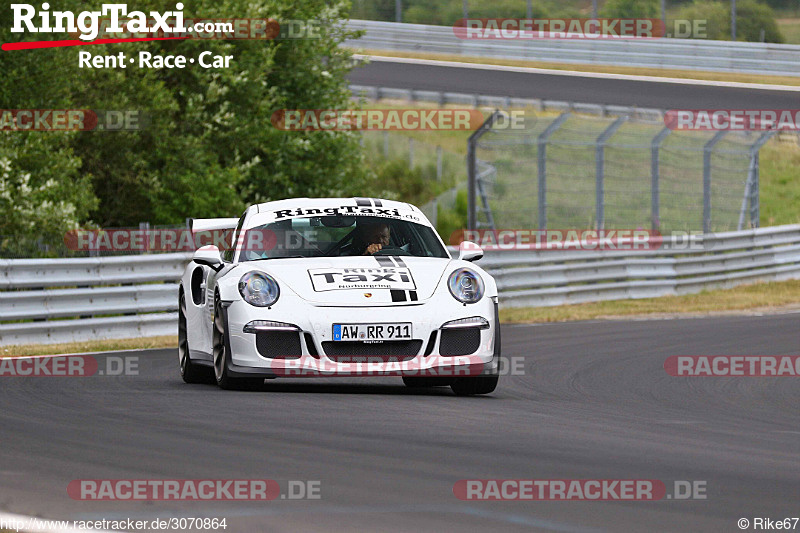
[651,127,671,231]
[595,116,628,230]
[467,110,502,230]
[537,112,570,229]
[703,131,727,234]
[751,152,760,228]
[738,130,774,230]
[436,146,442,181]
[139,222,150,253]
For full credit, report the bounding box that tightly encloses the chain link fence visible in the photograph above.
[470,110,774,233]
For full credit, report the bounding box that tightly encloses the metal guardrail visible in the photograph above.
[0,253,191,346]
[481,225,800,307]
[349,84,666,120]
[345,20,800,77]
[1,226,799,345]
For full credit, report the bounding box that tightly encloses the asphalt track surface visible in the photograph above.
[2,313,800,532]
[348,59,800,110]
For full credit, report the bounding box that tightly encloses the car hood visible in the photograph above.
[247,256,453,306]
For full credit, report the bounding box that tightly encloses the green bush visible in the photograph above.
[0,0,370,231]
[435,188,468,243]
[600,0,659,18]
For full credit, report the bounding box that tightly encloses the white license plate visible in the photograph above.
[332,323,412,341]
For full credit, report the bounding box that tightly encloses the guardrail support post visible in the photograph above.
[595,116,628,230]
[651,127,671,231]
[703,131,727,234]
[537,112,570,229]
[467,110,502,230]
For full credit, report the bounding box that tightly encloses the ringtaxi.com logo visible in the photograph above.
[453,479,707,500]
[10,3,186,41]
[70,17,322,40]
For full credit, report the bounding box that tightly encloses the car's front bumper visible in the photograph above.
[224,296,499,379]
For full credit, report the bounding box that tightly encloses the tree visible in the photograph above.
[0,0,370,234]
[600,0,660,18]
[673,0,784,42]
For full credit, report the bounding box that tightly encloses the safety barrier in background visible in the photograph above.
[344,20,800,77]
[2,225,799,345]
[0,253,190,346]
[350,85,774,234]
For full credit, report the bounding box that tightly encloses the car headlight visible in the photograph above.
[448,268,484,304]
[238,271,280,307]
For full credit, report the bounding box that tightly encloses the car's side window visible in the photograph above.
[224,212,246,263]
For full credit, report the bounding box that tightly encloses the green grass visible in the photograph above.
[0,336,176,357]
[758,140,800,227]
[777,18,800,44]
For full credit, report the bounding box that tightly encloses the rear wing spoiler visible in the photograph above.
[189,217,239,233]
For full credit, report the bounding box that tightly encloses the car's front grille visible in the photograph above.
[256,331,303,359]
[322,340,423,362]
[439,328,481,356]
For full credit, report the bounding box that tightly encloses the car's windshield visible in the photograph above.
[237,215,449,261]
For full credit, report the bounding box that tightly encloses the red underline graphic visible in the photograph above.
[2,36,190,51]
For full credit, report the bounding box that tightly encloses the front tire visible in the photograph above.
[179,291,213,384]
[213,296,262,391]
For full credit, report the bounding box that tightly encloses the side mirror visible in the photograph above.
[193,245,223,270]
[457,241,483,262]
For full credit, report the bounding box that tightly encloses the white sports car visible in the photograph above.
[178,197,500,395]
